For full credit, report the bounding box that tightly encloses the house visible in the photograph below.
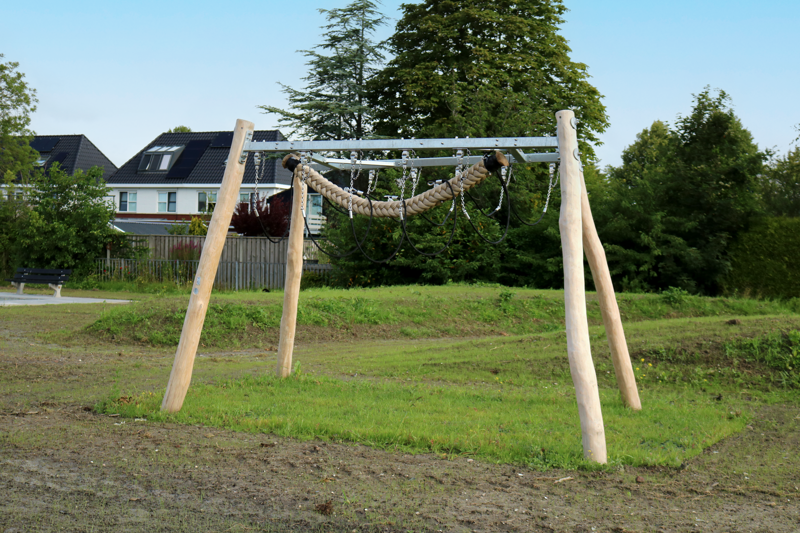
[106,130,325,234]
[29,135,118,180]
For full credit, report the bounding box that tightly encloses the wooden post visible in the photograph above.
[556,110,607,463]
[276,165,307,378]
[161,119,254,413]
[580,172,642,411]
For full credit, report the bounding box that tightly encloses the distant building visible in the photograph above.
[106,130,325,234]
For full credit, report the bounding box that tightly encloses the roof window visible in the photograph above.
[138,145,185,172]
[35,154,50,167]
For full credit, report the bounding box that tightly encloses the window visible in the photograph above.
[239,192,252,204]
[35,154,50,167]
[198,191,217,213]
[158,191,177,212]
[120,192,137,212]
[307,193,323,217]
[138,145,185,172]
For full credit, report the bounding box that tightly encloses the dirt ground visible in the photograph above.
[1,304,800,532]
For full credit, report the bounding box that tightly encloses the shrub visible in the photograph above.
[168,241,202,261]
[722,217,800,299]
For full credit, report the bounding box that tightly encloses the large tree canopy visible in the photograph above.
[260,0,387,140]
[597,88,767,295]
[368,0,608,158]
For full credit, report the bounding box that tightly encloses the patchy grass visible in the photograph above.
[70,284,800,348]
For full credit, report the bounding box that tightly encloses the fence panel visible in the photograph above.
[95,258,330,291]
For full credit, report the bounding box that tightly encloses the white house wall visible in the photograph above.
[109,184,289,216]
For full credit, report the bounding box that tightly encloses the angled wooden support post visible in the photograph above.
[580,172,641,411]
[161,119,254,413]
[276,155,307,378]
[556,109,607,463]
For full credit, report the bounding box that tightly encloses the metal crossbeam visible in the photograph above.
[244,136,558,153]
[309,152,559,171]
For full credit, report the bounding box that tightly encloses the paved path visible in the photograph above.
[0,292,131,306]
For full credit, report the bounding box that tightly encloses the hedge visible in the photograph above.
[723,217,800,299]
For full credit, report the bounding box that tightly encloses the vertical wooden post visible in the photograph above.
[580,172,642,411]
[276,165,307,377]
[161,119,254,413]
[556,110,607,463]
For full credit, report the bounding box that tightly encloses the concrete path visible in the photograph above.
[0,292,131,306]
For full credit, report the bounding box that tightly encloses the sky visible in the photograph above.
[2,0,799,169]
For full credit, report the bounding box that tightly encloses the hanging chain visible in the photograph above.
[348,151,357,219]
[398,150,410,220]
[367,169,376,195]
[409,149,420,198]
[495,165,509,212]
[542,163,558,213]
[300,151,311,218]
[456,149,469,220]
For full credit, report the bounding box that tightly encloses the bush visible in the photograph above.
[168,241,202,261]
[722,217,800,299]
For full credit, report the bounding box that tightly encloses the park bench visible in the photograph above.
[5,268,71,297]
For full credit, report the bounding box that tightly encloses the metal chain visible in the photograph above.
[543,163,557,213]
[456,149,469,220]
[300,151,311,218]
[367,169,376,195]
[398,150,410,220]
[409,149,420,198]
[348,151,357,218]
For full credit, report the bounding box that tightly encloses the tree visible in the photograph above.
[368,0,608,157]
[759,147,800,217]
[15,164,117,276]
[259,0,388,140]
[0,54,38,181]
[598,88,767,294]
[167,125,192,133]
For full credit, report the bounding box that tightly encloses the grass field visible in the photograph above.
[63,284,800,469]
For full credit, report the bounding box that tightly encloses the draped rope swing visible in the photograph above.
[159,111,642,465]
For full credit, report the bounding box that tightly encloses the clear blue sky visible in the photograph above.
[2,0,798,168]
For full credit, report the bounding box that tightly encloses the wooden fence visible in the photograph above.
[95,258,332,290]
[101,235,332,290]
[123,234,323,263]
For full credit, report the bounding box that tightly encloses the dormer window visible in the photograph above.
[138,145,185,171]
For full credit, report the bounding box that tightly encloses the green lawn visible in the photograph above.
[86,284,800,470]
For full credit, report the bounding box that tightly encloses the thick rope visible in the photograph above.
[282,151,508,219]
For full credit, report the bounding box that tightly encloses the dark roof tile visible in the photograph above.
[108,130,292,186]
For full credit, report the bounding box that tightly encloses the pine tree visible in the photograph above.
[368,0,608,157]
[259,0,388,140]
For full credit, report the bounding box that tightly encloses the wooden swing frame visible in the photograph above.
[159,111,641,464]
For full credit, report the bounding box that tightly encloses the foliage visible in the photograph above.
[168,241,202,261]
[369,0,608,159]
[167,125,191,133]
[597,88,767,295]
[724,330,800,388]
[259,0,387,140]
[188,216,208,236]
[323,175,506,286]
[13,165,116,276]
[0,54,38,181]
[166,221,189,235]
[0,185,28,277]
[230,194,291,237]
[759,147,800,217]
[722,217,800,299]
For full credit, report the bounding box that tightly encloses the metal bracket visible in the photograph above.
[238,130,254,164]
